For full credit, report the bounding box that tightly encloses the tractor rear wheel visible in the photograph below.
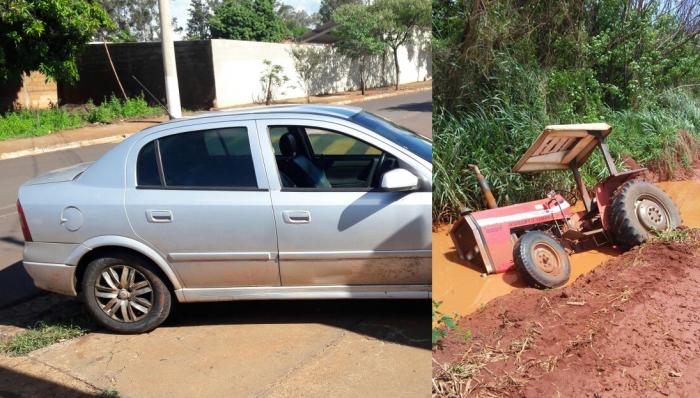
[513,231,571,289]
[609,180,681,247]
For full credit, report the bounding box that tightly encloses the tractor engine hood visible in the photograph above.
[450,195,572,274]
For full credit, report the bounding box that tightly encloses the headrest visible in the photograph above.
[279,133,298,157]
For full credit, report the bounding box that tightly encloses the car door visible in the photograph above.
[257,118,431,286]
[124,120,280,288]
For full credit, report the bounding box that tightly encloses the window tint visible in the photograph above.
[157,127,258,188]
[269,125,394,190]
[137,141,161,186]
[306,128,381,156]
[269,126,291,156]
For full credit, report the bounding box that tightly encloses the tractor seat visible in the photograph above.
[278,133,331,188]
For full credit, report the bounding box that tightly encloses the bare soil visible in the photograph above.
[433,230,700,397]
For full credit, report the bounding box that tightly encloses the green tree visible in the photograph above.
[210,0,287,42]
[276,3,318,38]
[260,59,289,105]
[186,0,213,39]
[290,45,325,102]
[0,0,111,83]
[374,0,430,90]
[318,0,361,24]
[332,3,385,95]
[97,0,159,42]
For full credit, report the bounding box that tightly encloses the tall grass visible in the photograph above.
[433,89,700,223]
[0,96,163,140]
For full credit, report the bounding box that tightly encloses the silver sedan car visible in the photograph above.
[18,105,432,333]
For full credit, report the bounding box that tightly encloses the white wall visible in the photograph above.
[211,37,431,108]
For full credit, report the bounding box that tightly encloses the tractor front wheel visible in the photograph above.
[609,180,681,247]
[513,231,571,289]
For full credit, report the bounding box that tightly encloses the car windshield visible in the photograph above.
[351,111,432,163]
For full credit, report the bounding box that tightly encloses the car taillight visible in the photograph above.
[16,200,32,242]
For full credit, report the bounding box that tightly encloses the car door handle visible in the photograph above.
[283,210,310,224]
[147,210,173,223]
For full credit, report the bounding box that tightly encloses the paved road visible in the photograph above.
[0,88,432,306]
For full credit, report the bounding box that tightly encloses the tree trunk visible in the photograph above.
[393,47,400,90]
[266,74,273,105]
[360,57,366,95]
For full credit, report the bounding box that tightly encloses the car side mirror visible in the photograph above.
[380,168,419,192]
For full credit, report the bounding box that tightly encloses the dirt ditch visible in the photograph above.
[433,230,700,397]
[433,180,700,317]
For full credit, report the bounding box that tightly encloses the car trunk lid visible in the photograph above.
[22,162,93,186]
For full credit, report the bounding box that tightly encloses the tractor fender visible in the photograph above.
[594,168,647,231]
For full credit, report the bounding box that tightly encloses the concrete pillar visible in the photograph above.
[158,0,182,118]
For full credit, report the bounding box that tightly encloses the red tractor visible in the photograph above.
[450,123,681,288]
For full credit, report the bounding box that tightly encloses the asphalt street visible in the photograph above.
[0,89,432,307]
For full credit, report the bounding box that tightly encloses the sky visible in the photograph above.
[171,0,322,39]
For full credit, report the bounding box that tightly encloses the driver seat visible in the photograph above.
[279,133,331,188]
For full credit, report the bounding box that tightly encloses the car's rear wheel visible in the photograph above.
[81,254,171,333]
[513,231,571,289]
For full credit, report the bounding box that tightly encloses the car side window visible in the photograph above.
[306,128,381,156]
[137,141,161,186]
[136,127,258,189]
[269,125,398,190]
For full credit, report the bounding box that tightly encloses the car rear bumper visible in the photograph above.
[23,261,77,296]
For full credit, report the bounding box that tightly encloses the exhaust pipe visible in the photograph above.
[468,164,498,209]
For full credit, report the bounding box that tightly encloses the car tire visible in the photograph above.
[81,254,171,334]
[513,231,571,289]
[609,180,681,248]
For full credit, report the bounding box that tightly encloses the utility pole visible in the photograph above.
[158,0,182,118]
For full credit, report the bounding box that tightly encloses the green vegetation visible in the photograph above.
[374,0,431,90]
[433,0,700,222]
[432,300,459,346]
[98,389,120,398]
[210,0,288,42]
[332,4,386,95]
[0,96,163,141]
[653,228,698,244]
[0,0,111,83]
[1,318,91,356]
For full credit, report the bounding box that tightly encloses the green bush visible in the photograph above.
[433,89,700,223]
[0,95,162,140]
[432,0,700,223]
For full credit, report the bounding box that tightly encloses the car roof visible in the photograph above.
[158,104,364,128]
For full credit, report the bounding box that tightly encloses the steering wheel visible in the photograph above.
[370,152,387,188]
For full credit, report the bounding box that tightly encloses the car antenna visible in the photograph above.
[131,75,174,119]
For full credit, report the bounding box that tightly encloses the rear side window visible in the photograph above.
[136,127,258,189]
[137,141,161,186]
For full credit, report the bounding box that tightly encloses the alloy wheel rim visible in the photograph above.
[532,242,562,276]
[94,265,153,322]
[634,194,670,232]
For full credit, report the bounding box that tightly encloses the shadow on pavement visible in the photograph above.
[0,261,38,309]
[168,299,430,350]
[384,101,432,113]
[0,294,429,350]
[0,365,96,398]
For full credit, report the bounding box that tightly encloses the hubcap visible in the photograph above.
[94,265,153,322]
[635,195,670,232]
[532,242,562,276]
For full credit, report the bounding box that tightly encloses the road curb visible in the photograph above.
[0,86,431,161]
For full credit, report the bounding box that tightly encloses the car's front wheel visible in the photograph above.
[81,254,171,333]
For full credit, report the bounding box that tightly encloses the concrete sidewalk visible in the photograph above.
[0,297,430,397]
[0,81,431,161]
